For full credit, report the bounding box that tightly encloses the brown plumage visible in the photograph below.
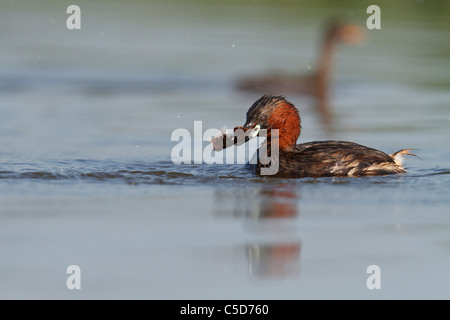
[235,19,364,127]
[211,95,414,178]
[236,20,363,96]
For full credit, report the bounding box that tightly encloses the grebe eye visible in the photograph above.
[260,115,267,122]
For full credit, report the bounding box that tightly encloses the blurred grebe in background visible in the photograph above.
[236,19,364,127]
[211,95,414,178]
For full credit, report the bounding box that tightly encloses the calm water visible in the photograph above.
[1,0,450,299]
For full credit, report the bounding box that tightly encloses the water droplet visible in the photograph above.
[231,44,236,48]
[307,65,311,70]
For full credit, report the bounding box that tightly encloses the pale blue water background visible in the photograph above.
[0,0,449,299]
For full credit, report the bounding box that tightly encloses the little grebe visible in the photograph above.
[236,19,363,127]
[211,95,413,178]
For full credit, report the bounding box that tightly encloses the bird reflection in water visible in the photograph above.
[214,184,301,278]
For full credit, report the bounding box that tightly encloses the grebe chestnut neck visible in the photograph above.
[212,95,414,178]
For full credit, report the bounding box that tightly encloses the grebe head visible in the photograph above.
[327,19,364,44]
[239,95,301,151]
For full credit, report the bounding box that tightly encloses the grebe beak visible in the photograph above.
[230,123,260,147]
[234,122,260,139]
